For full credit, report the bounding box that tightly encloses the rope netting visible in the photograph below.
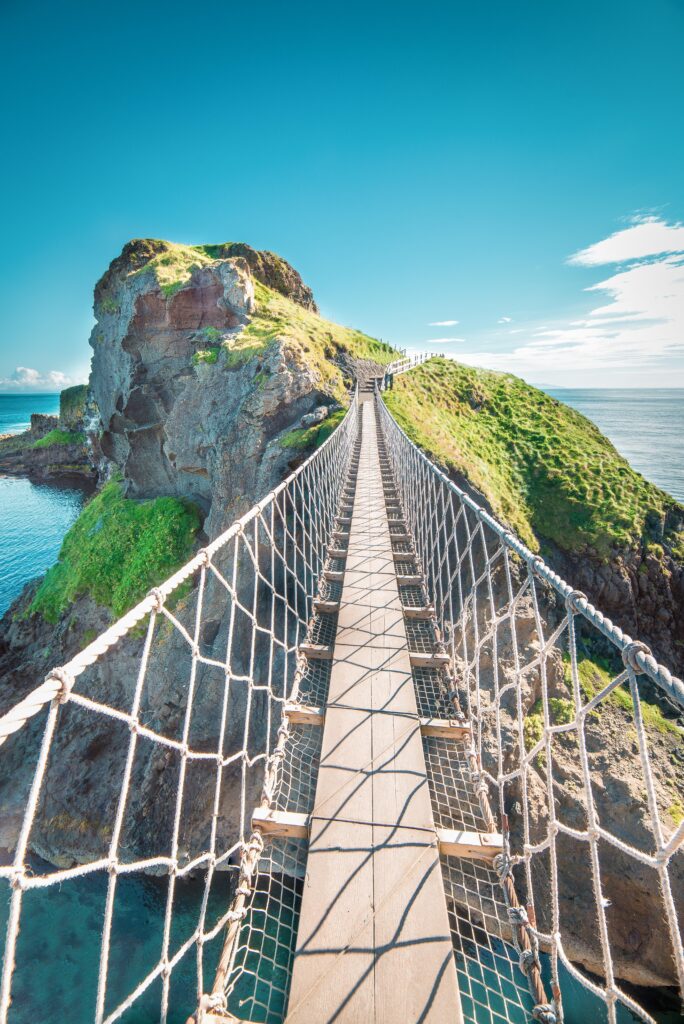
[376,387,684,1024]
[0,391,359,1024]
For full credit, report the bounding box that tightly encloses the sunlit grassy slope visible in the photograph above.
[384,357,684,560]
[222,281,396,402]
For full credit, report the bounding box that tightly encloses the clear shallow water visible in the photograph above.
[0,394,90,616]
[0,859,233,1024]
[545,389,684,502]
[0,475,90,616]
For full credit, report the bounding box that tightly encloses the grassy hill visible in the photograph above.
[383,357,684,562]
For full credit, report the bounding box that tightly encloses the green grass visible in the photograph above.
[384,357,684,559]
[133,242,216,297]
[33,429,86,449]
[524,697,575,750]
[29,481,201,622]
[280,409,346,451]
[219,281,396,402]
[192,347,219,366]
[59,385,88,428]
[562,652,681,737]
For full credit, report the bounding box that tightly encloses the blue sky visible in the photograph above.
[1,0,682,390]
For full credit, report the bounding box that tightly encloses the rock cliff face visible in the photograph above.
[88,240,358,536]
[0,239,391,869]
[552,541,684,684]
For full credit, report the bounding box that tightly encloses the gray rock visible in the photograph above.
[300,406,329,428]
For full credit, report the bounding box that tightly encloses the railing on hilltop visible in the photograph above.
[0,390,360,1024]
[384,350,438,378]
[376,387,684,1024]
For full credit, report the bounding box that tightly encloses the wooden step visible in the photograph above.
[252,807,309,839]
[396,573,422,585]
[285,703,326,726]
[419,718,471,739]
[409,651,451,668]
[392,549,415,562]
[402,605,435,619]
[300,642,334,661]
[437,828,503,862]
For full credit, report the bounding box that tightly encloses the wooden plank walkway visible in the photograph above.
[286,396,462,1024]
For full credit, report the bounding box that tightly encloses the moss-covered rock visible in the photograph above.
[29,481,200,621]
[59,385,88,429]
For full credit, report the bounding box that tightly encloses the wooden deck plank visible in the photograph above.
[286,397,462,1023]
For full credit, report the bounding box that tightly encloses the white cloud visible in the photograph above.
[428,319,459,326]
[0,366,75,392]
[425,337,465,344]
[497,316,512,324]
[460,216,684,384]
[569,215,684,266]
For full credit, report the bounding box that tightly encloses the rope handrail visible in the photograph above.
[0,388,361,1024]
[375,383,684,1024]
[0,389,359,748]
[375,384,683,709]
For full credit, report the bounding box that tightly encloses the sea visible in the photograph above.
[0,390,682,1023]
[544,388,684,502]
[0,394,91,617]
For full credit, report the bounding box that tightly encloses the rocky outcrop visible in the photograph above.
[89,240,336,536]
[0,240,353,868]
[551,540,684,682]
[202,242,318,312]
[30,413,58,438]
[0,404,93,482]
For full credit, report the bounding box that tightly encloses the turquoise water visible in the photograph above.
[545,388,684,502]
[0,859,233,1023]
[0,394,91,615]
[0,392,61,435]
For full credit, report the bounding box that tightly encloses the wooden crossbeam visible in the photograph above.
[419,718,471,740]
[392,549,415,562]
[253,811,501,863]
[252,807,310,839]
[402,605,435,619]
[314,598,340,614]
[437,828,503,862]
[328,546,348,559]
[396,573,422,585]
[285,703,326,726]
[409,651,451,668]
[323,569,344,582]
[300,642,334,661]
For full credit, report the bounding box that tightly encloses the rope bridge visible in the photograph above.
[0,374,682,1024]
